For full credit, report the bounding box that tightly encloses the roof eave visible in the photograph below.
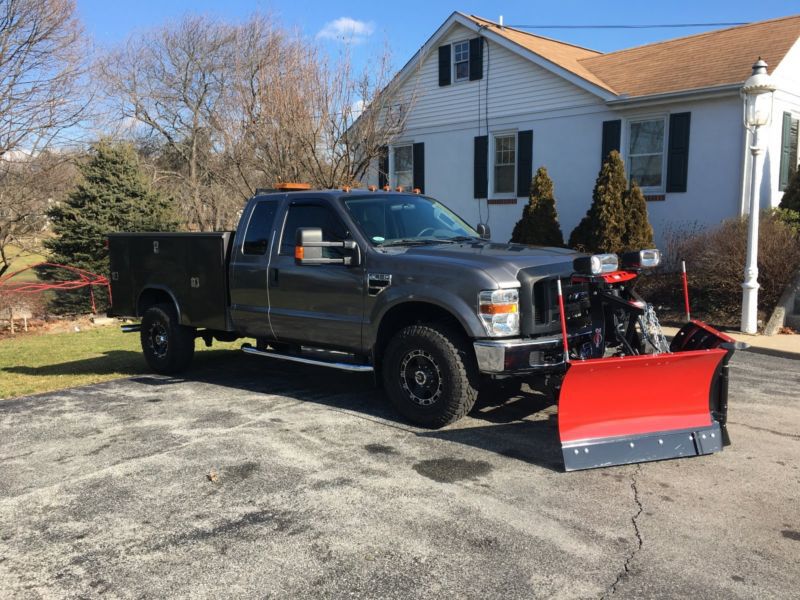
[605,82,743,107]
[385,12,618,102]
[456,14,617,100]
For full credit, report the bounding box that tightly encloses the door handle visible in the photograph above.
[269,267,279,285]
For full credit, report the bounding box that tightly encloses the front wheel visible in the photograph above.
[382,324,479,428]
[140,303,195,374]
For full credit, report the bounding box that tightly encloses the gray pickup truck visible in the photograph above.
[109,189,595,427]
[109,188,736,471]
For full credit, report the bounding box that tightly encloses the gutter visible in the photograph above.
[606,82,743,108]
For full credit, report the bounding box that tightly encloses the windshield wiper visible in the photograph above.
[443,235,482,243]
[379,235,481,248]
[379,238,443,247]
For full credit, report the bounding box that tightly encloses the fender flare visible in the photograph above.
[137,285,182,323]
[368,286,486,348]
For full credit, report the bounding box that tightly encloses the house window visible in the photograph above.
[781,114,799,190]
[628,118,666,189]
[453,41,470,81]
[392,144,413,190]
[493,134,516,194]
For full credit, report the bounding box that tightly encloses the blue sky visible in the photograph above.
[79,0,799,70]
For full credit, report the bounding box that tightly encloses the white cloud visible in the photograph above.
[316,17,375,43]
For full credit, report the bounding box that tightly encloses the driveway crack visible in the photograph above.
[602,464,644,598]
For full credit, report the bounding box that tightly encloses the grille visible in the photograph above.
[533,277,589,326]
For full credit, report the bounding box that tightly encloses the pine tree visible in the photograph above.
[621,181,654,251]
[39,141,177,314]
[510,167,564,246]
[568,150,627,253]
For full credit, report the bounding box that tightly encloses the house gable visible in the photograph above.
[397,23,604,134]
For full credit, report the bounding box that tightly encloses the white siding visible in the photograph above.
[398,24,600,135]
[767,38,800,207]
[364,21,798,248]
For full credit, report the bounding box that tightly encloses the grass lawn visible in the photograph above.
[2,244,47,282]
[0,326,242,400]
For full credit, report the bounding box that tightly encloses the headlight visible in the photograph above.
[479,288,520,336]
[620,249,661,270]
[573,253,619,275]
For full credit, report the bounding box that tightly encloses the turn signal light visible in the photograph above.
[295,246,304,260]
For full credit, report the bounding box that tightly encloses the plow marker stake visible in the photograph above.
[558,348,728,470]
[682,260,691,322]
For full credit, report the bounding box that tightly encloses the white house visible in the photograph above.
[366,13,800,244]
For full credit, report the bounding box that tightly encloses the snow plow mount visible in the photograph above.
[556,267,743,471]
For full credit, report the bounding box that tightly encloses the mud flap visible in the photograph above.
[558,321,736,471]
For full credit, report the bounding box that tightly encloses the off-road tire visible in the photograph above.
[382,324,479,428]
[140,303,195,374]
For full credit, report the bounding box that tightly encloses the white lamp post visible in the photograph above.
[740,58,776,334]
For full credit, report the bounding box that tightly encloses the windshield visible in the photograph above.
[343,194,479,246]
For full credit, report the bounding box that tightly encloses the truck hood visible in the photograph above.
[379,241,581,284]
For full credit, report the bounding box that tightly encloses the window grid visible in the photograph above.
[493,134,516,195]
[627,118,666,190]
[454,41,469,81]
[392,144,413,190]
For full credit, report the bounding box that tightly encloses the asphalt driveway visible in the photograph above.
[1,349,798,599]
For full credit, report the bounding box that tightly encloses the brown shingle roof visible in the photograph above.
[464,13,800,98]
[463,15,615,93]
[580,15,800,97]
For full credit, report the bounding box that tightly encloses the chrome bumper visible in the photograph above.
[473,337,567,374]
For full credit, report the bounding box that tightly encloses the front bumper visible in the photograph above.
[473,334,584,374]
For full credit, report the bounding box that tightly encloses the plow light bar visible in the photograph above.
[621,249,661,270]
[573,253,618,275]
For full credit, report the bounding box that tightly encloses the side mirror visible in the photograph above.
[295,228,360,266]
[476,223,491,240]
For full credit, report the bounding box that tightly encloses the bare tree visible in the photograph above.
[100,16,238,230]
[0,151,78,275]
[0,0,88,274]
[100,13,414,230]
[227,31,415,190]
[293,45,413,189]
[0,0,86,158]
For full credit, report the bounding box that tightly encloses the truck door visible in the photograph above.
[229,198,282,337]
[268,200,365,351]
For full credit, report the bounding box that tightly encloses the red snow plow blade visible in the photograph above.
[559,321,738,471]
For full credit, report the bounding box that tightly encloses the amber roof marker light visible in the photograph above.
[274,182,312,191]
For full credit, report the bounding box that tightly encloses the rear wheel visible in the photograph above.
[140,303,195,374]
[382,324,479,428]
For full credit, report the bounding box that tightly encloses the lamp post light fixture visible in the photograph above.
[740,58,776,334]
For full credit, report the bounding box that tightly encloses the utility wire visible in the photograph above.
[500,22,747,30]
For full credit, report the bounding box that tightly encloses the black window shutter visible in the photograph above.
[438,45,451,87]
[378,146,389,189]
[779,112,793,190]
[469,37,483,81]
[666,112,691,193]
[413,142,425,193]
[516,130,533,197]
[601,119,621,163]
[474,136,488,199]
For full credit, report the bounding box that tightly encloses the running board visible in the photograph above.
[121,324,141,333]
[241,345,374,372]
